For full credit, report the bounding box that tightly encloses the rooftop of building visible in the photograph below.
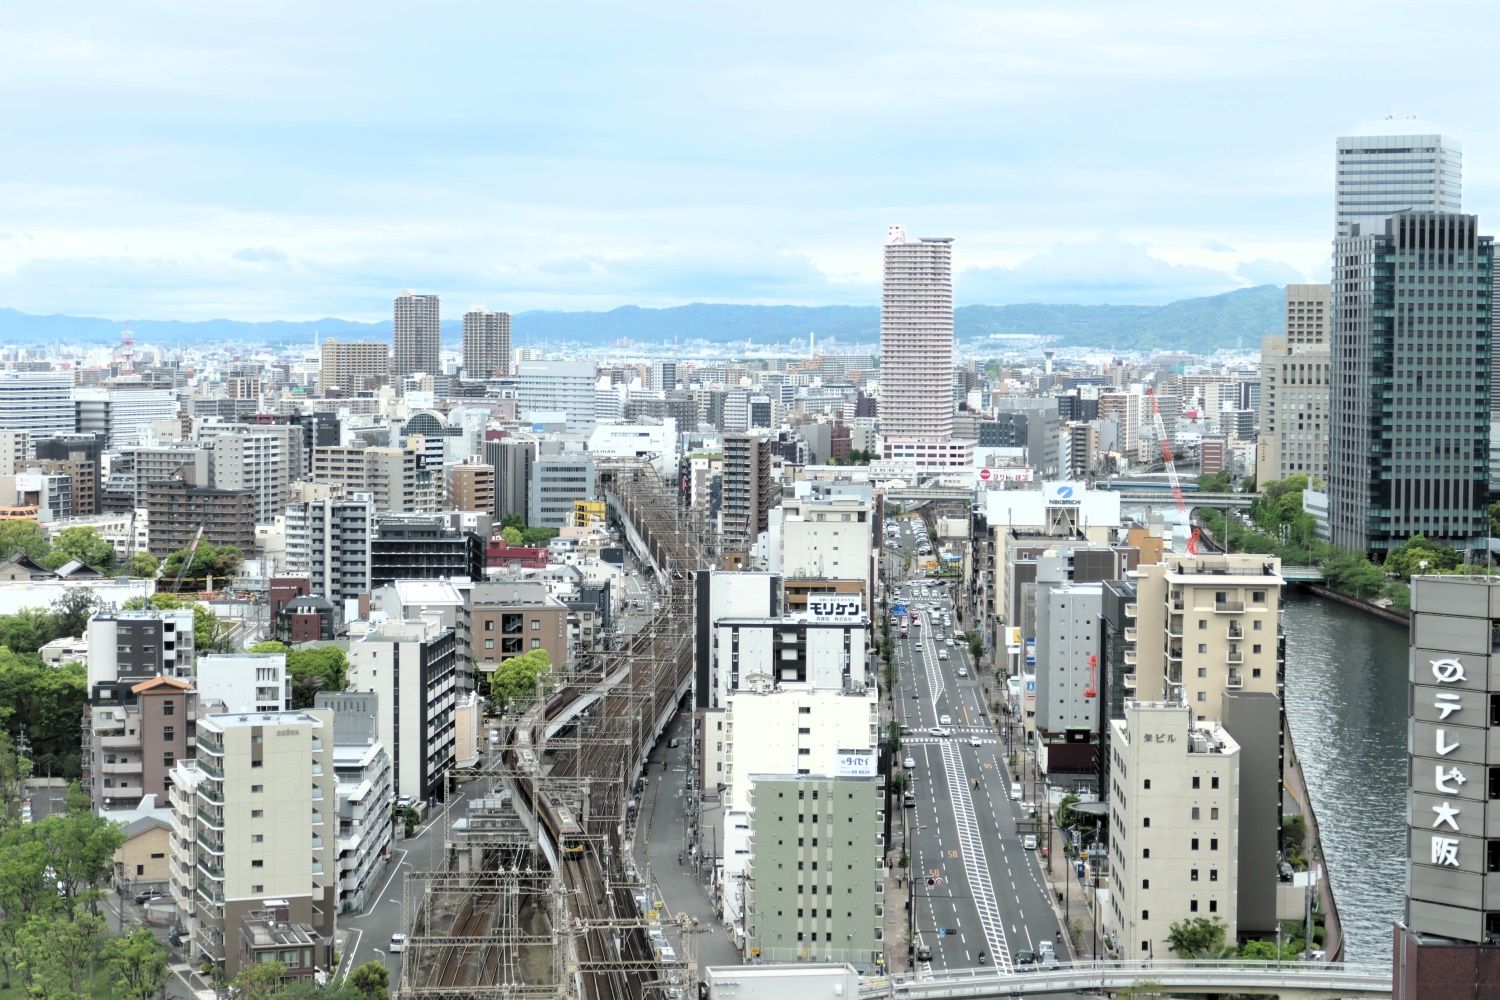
[1115,700,1239,755]
[240,915,319,949]
[199,709,326,732]
[470,578,567,606]
[1157,555,1283,585]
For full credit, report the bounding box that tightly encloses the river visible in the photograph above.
[1282,591,1408,966]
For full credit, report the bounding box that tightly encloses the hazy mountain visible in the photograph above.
[0,284,1285,353]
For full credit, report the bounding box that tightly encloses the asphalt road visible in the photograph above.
[888,520,1065,978]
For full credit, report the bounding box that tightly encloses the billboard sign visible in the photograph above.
[806,595,863,623]
[836,750,876,777]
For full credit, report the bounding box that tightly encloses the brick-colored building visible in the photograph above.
[446,463,496,515]
[467,580,568,677]
[144,478,255,557]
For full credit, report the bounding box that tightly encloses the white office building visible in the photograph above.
[0,371,74,438]
[1336,127,1460,237]
[515,361,598,432]
[74,388,179,449]
[196,653,288,714]
[346,617,458,802]
[284,495,373,605]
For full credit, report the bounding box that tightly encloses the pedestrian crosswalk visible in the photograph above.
[904,736,998,746]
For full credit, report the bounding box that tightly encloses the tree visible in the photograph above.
[500,513,525,532]
[122,594,227,651]
[35,806,125,908]
[0,823,52,988]
[125,552,159,579]
[0,521,47,562]
[1197,471,1231,493]
[286,645,350,709]
[230,959,287,1000]
[1166,916,1229,959]
[0,655,86,779]
[47,527,115,572]
[1240,937,1300,962]
[162,541,243,590]
[0,731,31,824]
[520,526,558,546]
[106,928,169,1000]
[16,909,107,998]
[348,960,390,999]
[885,720,902,754]
[501,526,524,546]
[490,649,552,713]
[0,607,58,654]
[1383,534,1462,581]
[51,589,98,639]
[1320,550,1387,600]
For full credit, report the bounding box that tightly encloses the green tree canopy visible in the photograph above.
[1383,534,1463,581]
[50,589,98,638]
[122,593,227,651]
[249,641,349,708]
[490,648,552,714]
[0,655,86,778]
[348,960,390,999]
[163,541,243,589]
[501,525,524,546]
[125,552,159,579]
[46,526,115,571]
[106,927,170,1000]
[500,514,525,532]
[1166,916,1230,959]
[519,526,558,546]
[0,521,47,562]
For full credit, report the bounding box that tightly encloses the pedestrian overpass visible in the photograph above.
[860,960,1391,999]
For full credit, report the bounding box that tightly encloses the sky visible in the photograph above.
[2,0,1499,322]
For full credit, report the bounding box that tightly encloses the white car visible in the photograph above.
[957,667,968,678]
[389,933,407,953]
[939,714,951,726]
[968,735,983,747]
[1022,834,1038,850]
[928,726,951,737]
[903,755,916,769]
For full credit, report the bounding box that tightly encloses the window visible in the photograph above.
[1252,590,1265,603]
[1142,848,1150,859]
[1192,777,1200,789]
[1190,899,1199,912]
[251,834,264,844]
[252,859,264,868]
[251,785,264,794]
[1210,869,1219,882]
[1197,643,1207,654]
[484,639,494,649]
[1211,776,1220,789]
[1191,868,1199,881]
[163,726,174,741]
[1211,807,1219,820]
[1209,899,1218,913]
[1197,691,1207,702]
[1197,667,1207,678]
[1253,668,1262,678]
[530,639,540,649]
[1253,620,1262,630]
[484,620,494,632]
[251,809,263,818]
[1143,779,1151,790]
[1191,806,1200,820]
[252,884,264,894]
[163,702,175,717]
[1210,837,1219,851]
[1198,619,1207,629]
[1252,643,1262,654]
[531,620,541,630]
[1143,817,1150,828]
[1142,879,1150,889]
[1191,837,1200,850]
[1142,910,1149,920]
[162,751,175,767]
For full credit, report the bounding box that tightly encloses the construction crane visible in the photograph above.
[1145,386,1199,555]
[169,526,205,594]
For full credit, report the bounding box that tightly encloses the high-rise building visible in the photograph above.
[721,432,775,563]
[312,691,395,914]
[144,478,256,557]
[1328,213,1492,553]
[169,709,336,980]
[319,340,389,395]
[528,452,597,529]
[1104,701,1241,960]
[1336,129,1460,238]
[34,433,104,516]
[515,360,598,431]
[73,387,179,449]
[0,371,74,438]
[462,309,511,379]
[484,437,536,523]
[466,580,569,679]
[211,426,301,525]
[370,514,484,587]
[879,225,971,467]
[446,462,495,515]
[1393,576,1500,994]
[392,291,441,392]
[1256,284,1331,484]
[347,618,457,801]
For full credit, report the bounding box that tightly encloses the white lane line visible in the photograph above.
[939,739,1012,972]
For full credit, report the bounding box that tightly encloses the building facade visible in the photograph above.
[144,479,256,557]
[319,340,389,395]
[1327,212,1492,553]
[370,514,484,587]
[392,291,441,392]
[528,452,596,529]
[467,580,569,678]
[514,360,598,432]
[447,462,496,515]
[1256,284,1331,484]
[284,495,373,605]
[722,432,774,560]
[1336,130,1461,238]
[462,309,511,379]
[347,618,458,801]
[0,371,74,437]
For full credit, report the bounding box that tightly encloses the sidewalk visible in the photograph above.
[883,687,911,975]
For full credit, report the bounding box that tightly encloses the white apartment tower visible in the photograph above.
[462,309,511,379]
[392,291,441,392]
[879,225,970,467]
[1335,128,1460,237]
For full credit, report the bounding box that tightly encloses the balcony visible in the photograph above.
[99,733,138,749]
[1214,600,1245,614]
[1123,673,1137,690]
[100,759,141,775]
[1226,648,1244,665]
[1124,603,1138,619]
[1123,648,1137,666]
[1227,671,1244,689]
[196,808,224,831]
[196,756,223,779]
[196,833,224,857]
[1166,646,1182,662]
[1123,627,1137,643]
[198,782,223,806]
[1226,624,1244,640]
[1166,619,1183,639]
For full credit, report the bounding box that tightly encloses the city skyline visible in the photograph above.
[4,3,1500,321]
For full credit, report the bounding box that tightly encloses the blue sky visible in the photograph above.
[2,1,1498,321]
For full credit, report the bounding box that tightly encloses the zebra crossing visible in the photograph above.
[903,735,998,746]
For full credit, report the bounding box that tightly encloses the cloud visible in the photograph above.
[232,247,290,264]
[1234,257,1305,286]
[956,238,1251,306]
[1200,239,1236,253]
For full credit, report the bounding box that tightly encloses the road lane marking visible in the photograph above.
[939,739,1013,972]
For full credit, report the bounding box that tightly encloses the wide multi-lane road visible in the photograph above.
[887,520,1065,979]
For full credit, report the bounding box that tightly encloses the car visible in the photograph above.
[968,735,983,747]
[1015,949,1036,966]
[132,889,164,905]
[1040,952,1060,969]
[1010,782,1023,800]
[911,690,920,699]
[668,737,680,748]
[928,726,951,737]
[957,667,968,678]
[939,714,951,725]
[389,933,407,953]
[1038,938,1055,957]
[1023,834,1038,850]
[938,649,949,660]
[903,755,916,769]
[915,944,933,962]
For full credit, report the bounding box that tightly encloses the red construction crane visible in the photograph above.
[1146,386,1199,555]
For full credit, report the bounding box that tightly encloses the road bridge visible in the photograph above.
[861,959,1392,999]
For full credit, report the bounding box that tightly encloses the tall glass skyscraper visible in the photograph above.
[1335,129,1461,238]
[1326,212,1492,553]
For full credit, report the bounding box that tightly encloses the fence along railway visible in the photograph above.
[397,461,707,1000]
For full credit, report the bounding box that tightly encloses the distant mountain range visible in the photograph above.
[0,284,1285,354]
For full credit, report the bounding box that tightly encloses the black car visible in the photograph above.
[132,889,164,905]
[1014,949,1037,967]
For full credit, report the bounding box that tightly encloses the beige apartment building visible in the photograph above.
[319,340,389,395]
[467,580,568,678]
[170,709,336,981]
[1106,700,1240,960]
[1130,553,1283,722]
[1256,284,1330,484]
